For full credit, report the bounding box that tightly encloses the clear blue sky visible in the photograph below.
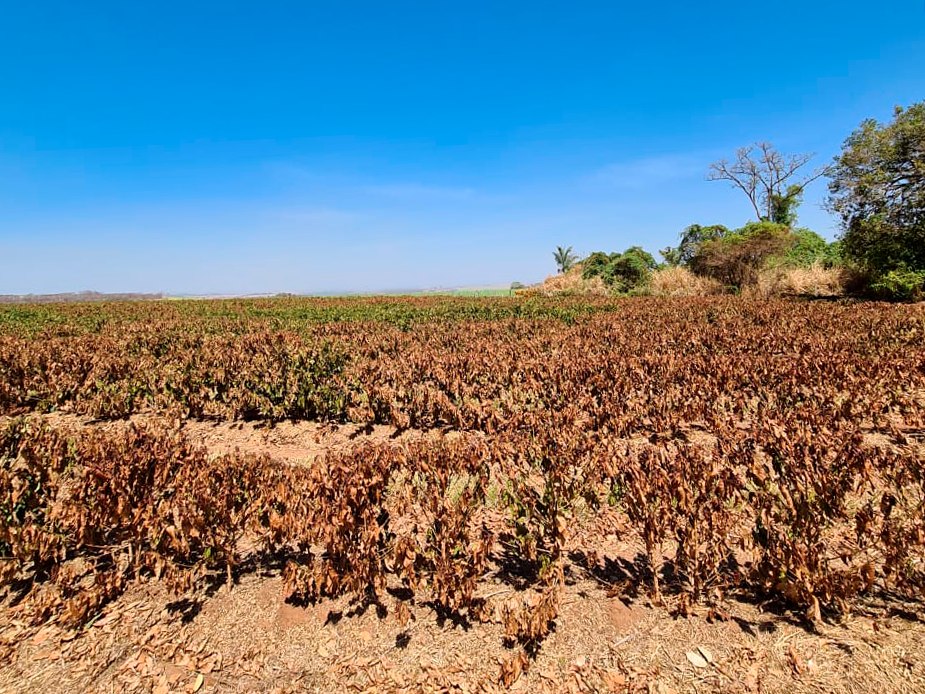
[2,1,923,294]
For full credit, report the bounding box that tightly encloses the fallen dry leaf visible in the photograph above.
[787,643,806,676]
[31,626,56,645]
[744,663,760,691]
[806,596,822,624]
[697,646,714,664]
[686,650,709,668]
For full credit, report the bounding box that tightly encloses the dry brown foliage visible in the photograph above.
[748,262,847,297]
[2,296,925,667]
[647,266,725,297]
[520,264,611,297]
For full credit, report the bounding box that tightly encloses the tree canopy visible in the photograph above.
[660,224,729,266]
[583,246,657,293]
[827,102,925,277]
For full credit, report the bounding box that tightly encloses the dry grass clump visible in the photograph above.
[749,262,846,298]
[524,263,845,299]
[521,264,611,296]
[647,266,724,297]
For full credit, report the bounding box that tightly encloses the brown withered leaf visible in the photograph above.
[686,650,708,669]
[499,649,529,687]
[787,644,806,676]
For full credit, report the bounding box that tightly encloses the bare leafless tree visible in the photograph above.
[707,143,828,223]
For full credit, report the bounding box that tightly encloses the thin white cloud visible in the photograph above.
[269,207,361,225]
[363,183,477,200]
[592,153,709,190]
[265,163,484,201]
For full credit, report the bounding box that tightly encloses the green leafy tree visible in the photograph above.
[581,251,618,279]
[621,246,658,270]
[583,246,657,293]
[779,228,828,267]
[661,224,729,266]
[552,246,579,274]
[826,102,925,293]
[769,184,804,226]
[607,247,657,292]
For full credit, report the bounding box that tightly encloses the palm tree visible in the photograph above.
[553,245,578,274]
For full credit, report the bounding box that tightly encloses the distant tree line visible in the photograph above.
[550,100,925,301]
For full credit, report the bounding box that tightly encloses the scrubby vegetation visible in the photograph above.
[539,99,923,302]
[581,247,658,293]
[544,221,843,299]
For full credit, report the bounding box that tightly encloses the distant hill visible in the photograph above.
[0,291,163,304]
